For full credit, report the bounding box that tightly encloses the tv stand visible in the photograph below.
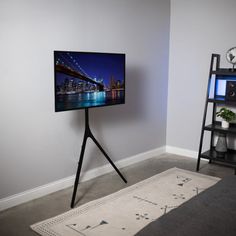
[71,108,127,208]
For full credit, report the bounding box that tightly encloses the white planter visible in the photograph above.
[221,120,229,129]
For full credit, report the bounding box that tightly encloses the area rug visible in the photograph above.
[31,168,220,236]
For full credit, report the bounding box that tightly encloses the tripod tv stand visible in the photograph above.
[71,108,127,208]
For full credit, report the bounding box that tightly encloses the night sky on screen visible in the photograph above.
[55,51,125,87]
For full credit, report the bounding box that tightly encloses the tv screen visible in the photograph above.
[54,51,125,112]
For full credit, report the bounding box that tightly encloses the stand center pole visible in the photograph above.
[71,108,127,208]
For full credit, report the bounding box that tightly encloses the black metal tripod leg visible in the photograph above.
[71,136,88,208]
[196,131,205,171]
[196,156,201,171]
[90,134,127,183]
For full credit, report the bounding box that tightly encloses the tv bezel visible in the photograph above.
[54,50,126,112]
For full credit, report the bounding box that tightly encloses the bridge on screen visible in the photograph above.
[55,53,104,91]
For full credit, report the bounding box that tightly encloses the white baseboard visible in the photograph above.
[0,175,75,212]
[0,146,165,212]
[165,145,198,159]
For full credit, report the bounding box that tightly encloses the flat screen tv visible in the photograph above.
[54,51,125,112]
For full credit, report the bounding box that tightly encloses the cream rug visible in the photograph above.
[31,168,220,236]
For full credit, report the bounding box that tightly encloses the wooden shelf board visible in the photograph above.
[201,148,236,165]
[211,69,236,76]
[208,97,236,105]
[204,122,236,134]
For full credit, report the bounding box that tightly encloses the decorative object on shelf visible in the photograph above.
[226,47,236,71]
[215,133,227,154]
[226,81,236,101]
[216,107,236,128]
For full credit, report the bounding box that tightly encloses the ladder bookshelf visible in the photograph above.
[196,54,236,174]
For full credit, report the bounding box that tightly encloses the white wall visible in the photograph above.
[0,0,170,199]
[167,0,236,151]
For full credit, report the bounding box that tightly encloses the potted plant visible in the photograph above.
[216,107,236,128]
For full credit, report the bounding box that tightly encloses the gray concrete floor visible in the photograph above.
[0,153,234,236]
